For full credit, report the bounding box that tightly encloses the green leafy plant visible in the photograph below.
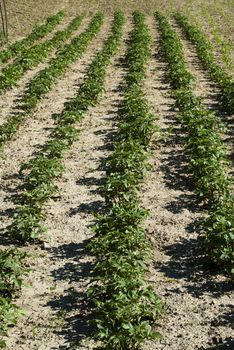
[0,13,104,151]
[88,11,163,349]
[0,297,22,348]
[0,14,83,93]
[0,248,28,347]
[0,248,28,296]
[174,12,234,114]
[0,11,65,64]
[156,11,234,273]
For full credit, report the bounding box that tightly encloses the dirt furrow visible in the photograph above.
[5,16,130,350]
[0,16,90,126]
[0,16,112,241]
[142,17,233,350]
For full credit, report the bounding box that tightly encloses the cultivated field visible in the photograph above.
[0,1,233,349]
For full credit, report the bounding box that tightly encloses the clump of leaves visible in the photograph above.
[0,297,23,348]
[0,248,28,347]
[0,248,28,297]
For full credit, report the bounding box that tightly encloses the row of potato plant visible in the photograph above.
[8,10,123,242]
[174,12,234,115]
[0,248,28,348]
[0,14,84,93]
[2,15,67,347]
[0,11,124,347]
[155,12,234,273]
[0,11,65,64]
[88,11,163,349]
[0,13,104,150]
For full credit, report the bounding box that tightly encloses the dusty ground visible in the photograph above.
[0,9,233,350]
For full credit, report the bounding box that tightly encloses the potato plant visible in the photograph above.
[0,248,28,347]
[0,10,125,346]
[88,11,163,349]
[156,11,234,272]
[174,12,234,114]
[0,11,65,64]
[0,12,104,150]
[0,14,83,93]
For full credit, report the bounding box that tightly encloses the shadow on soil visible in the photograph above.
[154,236,233,298]
[197,337,234,349]
[49,288,95,350]
[47,239,96,348]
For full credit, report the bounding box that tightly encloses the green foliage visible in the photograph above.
[155,12,193,89]
[89,275,162,350]
[0,13,104,150]
[174,12,234,114]
[175,89,231,207]
[0,248,28,296]
[0,11,65,64]
[9,206,46,241]
[88,11,163,349]
[0,248,28,347]
[0,298,22,348]
[0,15,83,93]
[204,201,234,267]
[156,12,234,272]
[120,85,158,146]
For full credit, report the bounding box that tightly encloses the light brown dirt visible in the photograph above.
[3,1,234,43]
[183,2,234,75]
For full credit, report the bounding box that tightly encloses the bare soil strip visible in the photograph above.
[0,16,112,240]
[0,17,90,126]
[4,16,130,350]
[141,17,233,350]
